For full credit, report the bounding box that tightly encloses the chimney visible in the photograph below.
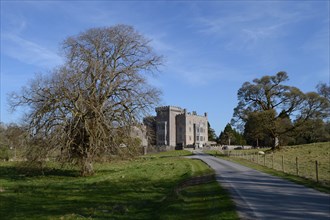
[204,112,208,117]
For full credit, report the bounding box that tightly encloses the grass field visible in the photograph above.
[0,150,238,220]
[206,142,330,193]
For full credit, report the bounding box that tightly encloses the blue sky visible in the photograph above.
[1,1,329,136]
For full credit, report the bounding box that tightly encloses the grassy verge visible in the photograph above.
[225,142,330,183]
[206,149,330,194]
[0,150,238,219]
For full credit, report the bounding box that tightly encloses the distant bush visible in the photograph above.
[0,146,10,161]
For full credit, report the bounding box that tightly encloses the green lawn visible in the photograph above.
[0,150,238,219]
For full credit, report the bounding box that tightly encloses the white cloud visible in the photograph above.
[167,60,252,87]
[193,3,309,52]
[145,31,253,87]
[2,33,63,68]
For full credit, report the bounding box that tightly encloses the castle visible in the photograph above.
[144,106,208,148]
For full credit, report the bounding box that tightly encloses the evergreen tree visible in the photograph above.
[208,122,217,142]
[218,123,246,145]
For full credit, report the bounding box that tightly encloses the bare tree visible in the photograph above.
[9,25,163,175]
[143,116,157,146]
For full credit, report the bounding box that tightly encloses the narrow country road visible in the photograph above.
[189,152,330,220]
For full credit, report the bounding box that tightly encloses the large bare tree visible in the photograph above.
[9,25,163,175]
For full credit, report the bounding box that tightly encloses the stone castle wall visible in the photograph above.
[152,106,208,148]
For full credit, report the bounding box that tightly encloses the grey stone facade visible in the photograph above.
[149,106,208,148]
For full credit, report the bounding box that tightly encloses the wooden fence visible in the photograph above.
[225,151,328,184]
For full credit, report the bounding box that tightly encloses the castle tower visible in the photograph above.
[155,106,184,146]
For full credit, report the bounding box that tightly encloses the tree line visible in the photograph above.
[209,72,330,149]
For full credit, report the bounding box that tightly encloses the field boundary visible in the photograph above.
[224,151,329,185]
[204,150,330,193]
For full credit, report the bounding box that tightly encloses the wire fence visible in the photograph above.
[225,151,329,185]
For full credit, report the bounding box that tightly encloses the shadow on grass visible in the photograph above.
[0,164,79,181]
[0,176,181,219]
[0,169,237,220]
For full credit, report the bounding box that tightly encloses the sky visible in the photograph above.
[1,1,329,136]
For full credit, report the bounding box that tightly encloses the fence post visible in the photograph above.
[315,160,319,183]
[282,155,284,172]
[296,157,299,175]
[257,153,259,164]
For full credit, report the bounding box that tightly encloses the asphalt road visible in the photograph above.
[189,152,330,220]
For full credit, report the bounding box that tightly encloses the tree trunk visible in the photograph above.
[271,136,281,150]
[80,157,94,176]
[256,138,259,148]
